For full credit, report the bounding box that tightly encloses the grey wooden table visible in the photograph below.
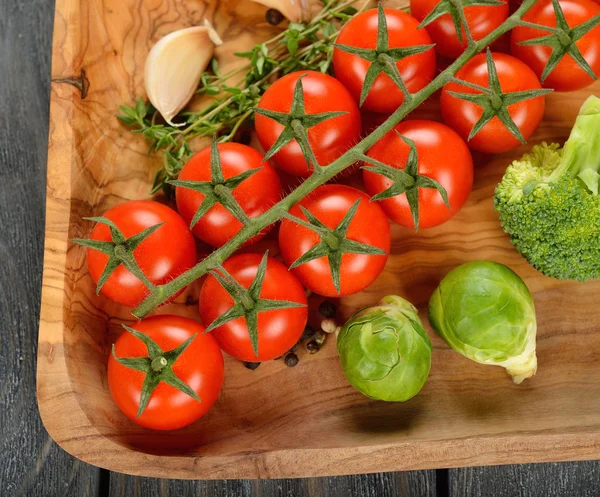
[2,1,600,495]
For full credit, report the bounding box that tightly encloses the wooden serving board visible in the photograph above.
[38,0,600,480]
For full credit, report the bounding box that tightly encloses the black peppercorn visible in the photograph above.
[301,325,315,341]
[244,361,261,370]
[266,8,284,25]
[284,353,299,367]
[319,301,336,318]
[306,341,320,354]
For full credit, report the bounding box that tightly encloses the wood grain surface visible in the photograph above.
[108,471,436,497]
[449,463,600,497]
[34,0,600,484]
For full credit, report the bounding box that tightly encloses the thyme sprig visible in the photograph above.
[118,0,367,197]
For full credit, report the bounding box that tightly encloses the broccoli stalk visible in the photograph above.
[550,96,600,194]
[494,96,600,281]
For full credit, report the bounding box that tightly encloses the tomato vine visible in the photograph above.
[130,0,541,318]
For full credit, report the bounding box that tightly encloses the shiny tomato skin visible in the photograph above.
[175,143,282,247]
[332,8,436,113]
[363,120,473,230]
[278,185,391,297]
[108,315,224,430]
[255,70,362,177]
[511,0,600,91]
[199,254,308,362]
[440,52,546,154]
[86,200,196,308]
[410,0,509,59]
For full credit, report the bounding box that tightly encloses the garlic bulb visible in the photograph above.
[251,0,312,23]
[144,20,223,126]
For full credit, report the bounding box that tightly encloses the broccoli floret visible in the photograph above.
[494,96,600,282]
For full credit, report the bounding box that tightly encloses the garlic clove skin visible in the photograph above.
[144,21,223,126]
[251,0,312,23]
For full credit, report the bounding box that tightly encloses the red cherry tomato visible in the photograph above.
[440,52,546,154]
[511,0,600,91]
[199,253,308,362]
[175,143,282,247]
[410,0,509,59]
[278,185,390,297]
[86,200,196,307]
[108,315,224,430]
[332,8,436,113]
[363,120,473,230]
[255,70,362,177]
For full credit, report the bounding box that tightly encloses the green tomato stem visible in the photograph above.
[131,0,538,319]
[151,356,168,372]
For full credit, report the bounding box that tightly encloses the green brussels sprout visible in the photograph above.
[337,295,432,402]
[428,261,537,384]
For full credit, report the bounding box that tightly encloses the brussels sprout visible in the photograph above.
[337,295,432,402]
[428,261,537,384]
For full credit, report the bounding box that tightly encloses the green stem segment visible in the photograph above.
[151,356,168,372]
[131,0,539,319]
[549,95,600,194]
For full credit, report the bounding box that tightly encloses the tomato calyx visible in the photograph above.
[446,49,553,144]
[168,137,260,228]
[112,324,201,418]
[71,217,163,294]
[283,199,387,293]
[361,132,450,231]
[516,0,600,82]
[418,0,505,45]
[205,251,306,356]
[334,3,435,106]
[255,74,348,173]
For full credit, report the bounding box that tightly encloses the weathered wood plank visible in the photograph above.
[449,463,600,497]
[0,0,101,495]
[109,470,436,497]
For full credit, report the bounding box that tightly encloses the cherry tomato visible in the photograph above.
[511,0,600,91]
[175,143,282,247]
[278,185,390,297]
[108,315,224,430]
[410,0,509,59]
[255,70,362,177]
[86,200,196,307]
[332,8,436,114]
[199,253,308,362]
[440,52,546,154]
[363,120,473,230]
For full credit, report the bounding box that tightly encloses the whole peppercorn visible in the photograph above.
[319,301,337,318]
[313,331,326,345]
[244,361,261,370]
[284,353,299,367]
[321,318,337,334]
[306,341,320,354]
[301,325,315,341]
[266,8,284,25]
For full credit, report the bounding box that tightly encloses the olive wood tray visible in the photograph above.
[38,0,600,480]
